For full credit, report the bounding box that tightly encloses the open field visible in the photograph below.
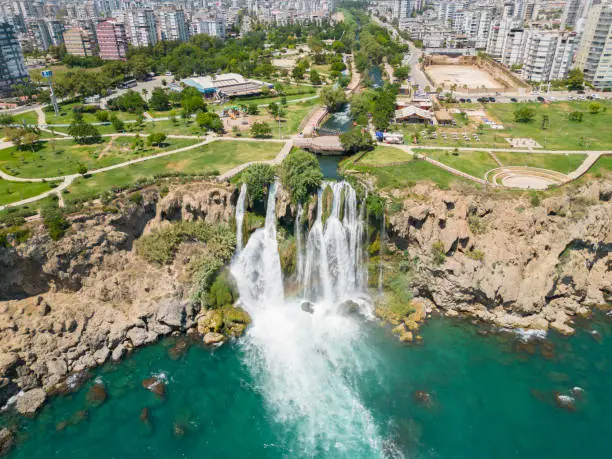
[417,149,500,178]
[493,152,587,174]
[0,136,201,178]
[353,146,411,166]
[64,140,281,204]
[426,65,502,90]
[394,101,612,151]
[0,179,58,206]
[45,102,138,125]
[10,111,39,126]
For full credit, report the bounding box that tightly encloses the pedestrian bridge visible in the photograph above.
[294,136,344,154]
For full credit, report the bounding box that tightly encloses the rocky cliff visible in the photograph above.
[385,181,611,335]
[0,181,237,415]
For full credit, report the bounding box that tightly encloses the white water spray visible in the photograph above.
[295,202,304,283]
[378,211,386,294]
[231,181,387,456]
[235,183,248,254]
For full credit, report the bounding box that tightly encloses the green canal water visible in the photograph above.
[4,314,611,458]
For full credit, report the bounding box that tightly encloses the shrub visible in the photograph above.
[129,191,143,204]
[208,270,237,309]
[530,192,541,207]
[279,150,323,203]
[568,111,583,122]
[432,241,446,265]
[95,110,110,122]
[366,194,385,220]
[242,163,275,203]
[110,115,125,132]
[42,208,70,241]
[467,215,486,234]
[147,132,167,146]
[340,127,375,154]
[465,249,484,261]
[196,112,224,133]
[68,120,101,144]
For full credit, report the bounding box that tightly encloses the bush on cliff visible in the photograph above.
[42,208,70,241]
[280,149,323,203]
[242,164,275,204]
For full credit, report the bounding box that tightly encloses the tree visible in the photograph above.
[320,86,347,112]
[42,208,70,241]
[393,66,410,80]
[181,87,206,116]
[149,88,170,111]
[4,127,40,151]
[21,132,40,152]
[131,135,144,151]
[250,121,272,138]
[147,132,167,146]
[514,107,536,123]
[77,163,88,175]
[95,110,110,122]
[108,90,147,113]
[340,127,375,154]
[242,164,275,203]
[310,69,322,85]
[566,68,584,90]
[292,66,305,80]
[279,150,323,203]
[110,115,125,132]
[196,112,224,133]
[0,114,15,126]
[68,120,101,144]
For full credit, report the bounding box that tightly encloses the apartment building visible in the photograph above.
[158,9,189,42]
[0,21,28,95]
[125,8,157,47]
[574,0,612,89]
[96,20,127,61]
[63,27,97,57]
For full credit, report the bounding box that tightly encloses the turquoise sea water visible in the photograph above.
[4,314,612,458]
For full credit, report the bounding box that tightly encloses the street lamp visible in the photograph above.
[42,70,59,117]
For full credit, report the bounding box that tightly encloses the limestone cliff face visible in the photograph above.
[386,181,611,334]
[0,181,236,413]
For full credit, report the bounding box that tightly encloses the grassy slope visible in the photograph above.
[418,149,500,178]
[0,178,57,206]
[0,137,200,178]
[65,140,280,204]
[494,152,588,174]
[354,146,411,166]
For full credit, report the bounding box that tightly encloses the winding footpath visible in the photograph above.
[0,135,291,211]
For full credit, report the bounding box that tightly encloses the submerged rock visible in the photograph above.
[168,339,190,360]
[173,423,185,438]
[86,383,107,405]
[197,310,223,334]
[140,407,150,424]
[0,428,14,456]
[554,392,576,411]
[15,388,46,416]
[413,391,433,407]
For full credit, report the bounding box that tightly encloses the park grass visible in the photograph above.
[0,136,201,178]
[345,157,471,190]
[484,101,612,150]
[64,140,281,204]
[587,155,612,176]
[0,178,57,206]
[354,146,411,166]
[273,98,319,138]
[493,152,588,174]
[45,103,138,125]
[11,111,39,126]
[417,149,500,178]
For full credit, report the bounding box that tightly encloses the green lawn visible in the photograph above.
[0,178,58,206]
[484,101,612,150]
[273,98,319,138]
[587,155,612,176]
[11,110,39,126]
[0,136,201,178]
[417,149,500,178]
[493,152,587,174]
[345,157,471,190]
[64,140,281,204]
[45,103,138,125]
[353,146,411,166]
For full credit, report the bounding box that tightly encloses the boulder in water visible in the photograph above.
[301,301,315,314]
[554,392,576,411]
[168,339,190,360]
[338,300,359,315]
[203,332,225,345]
[15,388,46,416]
[413,391,433,407]
[142,377,166,399]
[173,423,185,438]
[197,310,223,334]
[140,407,150,424]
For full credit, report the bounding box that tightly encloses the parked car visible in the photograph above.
[459,98,466,103]
[466,98,472,103]
[577,89,585,94]
[488,97,496,102]
[578,95,586,100]
[537,96,545,102]
[510,97,518,102]
[567,95,574,100]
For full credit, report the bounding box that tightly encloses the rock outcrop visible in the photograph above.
[385,181,611,335]
[0,181,236,411]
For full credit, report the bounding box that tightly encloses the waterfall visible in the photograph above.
[231,180,387,456]
[235,183,248,254]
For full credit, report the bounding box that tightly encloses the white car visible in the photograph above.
[578,95,586,100]
[567,95,574,100]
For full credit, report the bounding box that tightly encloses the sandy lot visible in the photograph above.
[426,65,501,89]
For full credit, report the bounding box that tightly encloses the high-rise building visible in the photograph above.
[574,0,612,89]
[32,20,64,51]
[63,27,97,57]
[393,0,414,19]
[192,17,226,39]
[126,9,157,47]
[158,9,189,42]
[561,0,593,31]
[96,20,127,61]
[0,22,29,95]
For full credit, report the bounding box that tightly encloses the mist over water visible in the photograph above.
[230,181,395,457]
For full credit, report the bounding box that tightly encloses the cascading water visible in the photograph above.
[231,180,393,457]
[235,183,248,254]
[295,202,304,283]
[378,211,386,294]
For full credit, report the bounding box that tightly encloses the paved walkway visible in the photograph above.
[0,135,289,211]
